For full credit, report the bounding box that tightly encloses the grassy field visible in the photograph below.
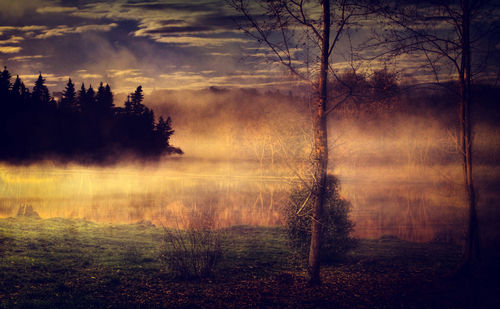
[0,217,497,308]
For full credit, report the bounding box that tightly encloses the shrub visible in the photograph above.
[284,174,357,263]
[160,206,223,280]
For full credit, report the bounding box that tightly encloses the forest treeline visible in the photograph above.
[0,67,182,164]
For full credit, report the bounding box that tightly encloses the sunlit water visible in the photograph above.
[2,156,495,244]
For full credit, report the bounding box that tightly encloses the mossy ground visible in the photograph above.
[0,217,497,308]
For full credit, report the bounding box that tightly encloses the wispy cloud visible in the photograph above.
[78,73,103,80]
[36,6,78,14]
[19,73,70,86]
[0,36,24,45]
[8,54,45,61]
[107,69,141,78]
[154,36,246,46]
[0,25,48,33]
[0,46,22,54]
[34,23,118,39]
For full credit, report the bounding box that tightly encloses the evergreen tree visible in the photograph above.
[131,85,145,114]
[61,78,76,110]
[0,67,181,163]
[95,82,114,113]
[79,84,95,113]
[20,81,28,102]
[77,83,86,112]
[104,84,114,111]
[86,85,95,106]
[32,73,50,104]
[96,82,106,106]
[0,66,12,101]
[157,116,174,146]
[11,75,22,99]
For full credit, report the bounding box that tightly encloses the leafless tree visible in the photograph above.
[229,0,370,284]
[370,0,500,274]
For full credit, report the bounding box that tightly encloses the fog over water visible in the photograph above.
[1,88,499,245]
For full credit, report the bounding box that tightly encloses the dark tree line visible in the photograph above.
[0,67,182,164]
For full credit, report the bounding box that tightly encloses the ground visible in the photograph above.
[0,217,498,308]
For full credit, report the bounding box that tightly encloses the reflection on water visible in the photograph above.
[0,158,487,243]
[0,160,290,228]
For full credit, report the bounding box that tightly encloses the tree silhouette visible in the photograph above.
[32,73,50,104]
[77,83,86,112]
[95,83,114,113]
[11,75,22,100]
[229,0,370,284]
[85,85,95,110]
[0,68,181,164]
[0,66,11,100]
[61,78,77,111]
[370,0,500,275]
[131,85,145,115]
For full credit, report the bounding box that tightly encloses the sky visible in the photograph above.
[0,0,498,96]
[0,0,301,94]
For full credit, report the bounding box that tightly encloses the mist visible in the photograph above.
[2,85,499,248]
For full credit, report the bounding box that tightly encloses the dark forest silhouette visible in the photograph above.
[0,67,182,164]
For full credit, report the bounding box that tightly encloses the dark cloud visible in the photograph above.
[123,2,215,12]
[159,19,186,25]
[0,0,281,92]
[145,25,214,35]
[196,14,249,28]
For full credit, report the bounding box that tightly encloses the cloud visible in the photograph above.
[153,35,247,47]
[8,55,45,62]
[19,73,70,86]
[155,67,290,90]
[107,69,141,78]
[122,1,214,12]
[0,0,315,92]
[20,25,48,31]
[0,0,47,20]
[0,36,24,45]
[159,19,187,25]
[68,0,244,48]
[0,46,22,54]
[144,26,215,35]
[0,25,48,37]
[208,52,232,56]
[36,6,78,14]
[79,73,103,79]
[34,23,118,39]
[124,76,155,84]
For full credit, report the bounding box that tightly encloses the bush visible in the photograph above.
[160,206,223,280]
[285,174,357,263]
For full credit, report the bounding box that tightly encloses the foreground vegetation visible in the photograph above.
[0,217,497,308]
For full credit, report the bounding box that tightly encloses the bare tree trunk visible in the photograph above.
[308,0,330,286]
[459,0,480,273]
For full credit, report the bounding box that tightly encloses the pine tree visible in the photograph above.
[104,84,114,111]
[82,84,95,112]
[32,73,50,104]
[61,78,76,111]
[11,75,22,99]
[20,82,28,98]
[131,85,145,115]
[0,66,12,101]
[157,116,174,146]
[95,82,114,113]
[77,83,86,112]
[96,82,106,106]
[86,85,95,105]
